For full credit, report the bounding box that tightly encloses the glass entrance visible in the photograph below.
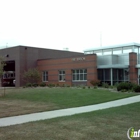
[98,68,129,85]
[138,69,140,85]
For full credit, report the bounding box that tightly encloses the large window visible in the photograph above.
[97,69,110,83]
[98,68,129,85]
[42,71,48,82]
[98,69,103,80]
[59,70,65,81]
[72,69,87,81]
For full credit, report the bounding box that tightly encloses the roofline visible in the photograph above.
[0,45,83,54]
[84,42,140,52]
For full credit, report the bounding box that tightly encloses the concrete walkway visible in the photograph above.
[0,95,140,127]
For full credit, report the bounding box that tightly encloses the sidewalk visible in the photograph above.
[0,95,140,127]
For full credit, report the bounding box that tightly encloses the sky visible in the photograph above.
[0,0,140,52]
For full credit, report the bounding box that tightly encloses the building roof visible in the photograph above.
[0,45,83,53]
[84,42,140,52]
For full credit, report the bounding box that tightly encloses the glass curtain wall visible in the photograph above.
[97,69,111,85]
[98,68,129,85]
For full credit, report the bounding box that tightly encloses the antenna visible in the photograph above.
[100,31,102,47]
[6,43,8,48]
[63,47,69,51]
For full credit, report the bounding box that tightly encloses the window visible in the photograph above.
[59,70,65,81]
[113,48,122,54]
[103,49,112,55]
[42,71,48,82]
[104,69,110,81]
[72,69,87,81]
[98,69,104,80]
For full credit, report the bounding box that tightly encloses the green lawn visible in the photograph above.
[0,101,140,140]
[0,87,137,108]
[0,87,138,118]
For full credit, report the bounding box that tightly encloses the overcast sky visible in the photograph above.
[0,0,140,52]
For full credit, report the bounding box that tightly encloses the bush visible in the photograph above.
[114,82,119,87]
[56,83,59,87]
[102,83,109,88]
[133,85,140,92]
[26,83,32,87]
[90,79,100,86]
[83,86,85,89]
[67,85,70,87]
[121,89,127,92]
[40,82,46,87]
[64,84,67,87]
[94,86,97,89]
[48,83,55,88]
[117,82,136,91]
[32,83,38,87]
[109,85,114,89]
[76,85,80,88]
[61,84,70,87]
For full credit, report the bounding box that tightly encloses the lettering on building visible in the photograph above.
[72,57,86,61]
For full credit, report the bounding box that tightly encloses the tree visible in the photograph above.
[23,68,41,86]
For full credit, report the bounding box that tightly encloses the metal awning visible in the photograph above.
[97,64,129,69]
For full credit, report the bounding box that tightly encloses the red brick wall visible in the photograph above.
[129,52,138,84]
[37,54,97,86]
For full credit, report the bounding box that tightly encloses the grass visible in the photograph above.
[0,87,138,118]
[0,101,140,140]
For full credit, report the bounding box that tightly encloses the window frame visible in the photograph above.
[42,71,48,82]
[59,70,65,82]
[72,69,87,81]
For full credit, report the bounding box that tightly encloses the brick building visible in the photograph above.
[0,43,140,87]
[0,45,83,87]
[37,54,97,86]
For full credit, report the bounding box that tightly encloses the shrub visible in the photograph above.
[90,79,100,86]
[121,89,127,92]
[48,83,55,88]
[40,82,46,87]
[102,83,109,88]
[62,84,66,87]
[109,85,114,89]
[32,83,38,87]
[48,84,52,88]
[26,83,32,87]
[114,83,119,87]
[94,86,97,89]
[66,84,70,87]
[133,85,140,92]
[117,82,136,91]
[83,86,85,89]
[61,84,70,87]
[56,83,59,87]
[76,85,80,88]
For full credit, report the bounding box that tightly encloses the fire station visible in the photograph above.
[0,42,139,87]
